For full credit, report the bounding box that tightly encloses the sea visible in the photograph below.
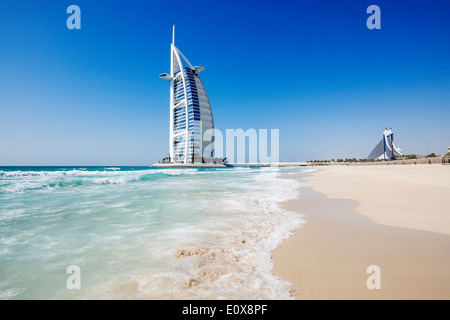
[0,166,307,299]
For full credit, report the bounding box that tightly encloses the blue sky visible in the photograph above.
[0,0,449,165]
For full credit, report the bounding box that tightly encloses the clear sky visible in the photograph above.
[1,0,449,165]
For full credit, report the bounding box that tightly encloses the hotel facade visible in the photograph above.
[160,26,215,163]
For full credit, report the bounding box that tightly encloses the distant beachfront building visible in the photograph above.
[367,128,403,160]
[159,26,215,164]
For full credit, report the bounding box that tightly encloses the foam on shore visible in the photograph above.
[0,166,305,299]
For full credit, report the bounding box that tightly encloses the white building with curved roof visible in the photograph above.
[367,128,403,160]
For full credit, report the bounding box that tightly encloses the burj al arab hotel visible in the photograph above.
[160,26,215,164]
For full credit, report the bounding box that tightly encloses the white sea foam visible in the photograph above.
[0,166,306,299]
[0,168,197,179]
[87,168,304,300]
[0,208,26,221]
[0,286,22,299]
[0,168,202,194]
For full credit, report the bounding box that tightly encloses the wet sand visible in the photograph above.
[273,165,450,299]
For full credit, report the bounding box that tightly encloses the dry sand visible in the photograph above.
[272,164,450,300]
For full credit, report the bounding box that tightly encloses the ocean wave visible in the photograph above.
[0,168,201,194]
[0,168,198,178]
[0,166,306,299]
[0,177,138,193]
[91,169,304,300]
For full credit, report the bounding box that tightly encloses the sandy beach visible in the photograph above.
[273,164,450,300]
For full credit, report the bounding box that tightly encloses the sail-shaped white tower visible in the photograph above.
[367,128,403,160]
[160,26,215,163]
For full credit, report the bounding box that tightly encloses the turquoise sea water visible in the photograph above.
[0,166,306,299]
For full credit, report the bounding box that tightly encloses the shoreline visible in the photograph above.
[272,165,450,299]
